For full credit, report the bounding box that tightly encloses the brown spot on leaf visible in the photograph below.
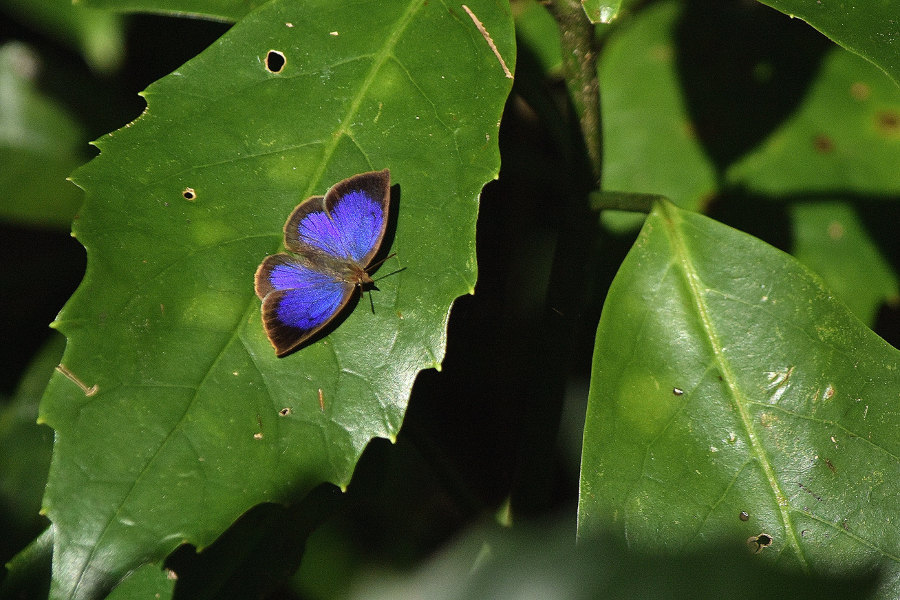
[827,222,844,240]
[875,110,899,138]
[813,134,834,153]
[850,82,870,101]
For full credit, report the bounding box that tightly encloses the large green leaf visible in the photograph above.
[38,1,514,598]
[757,0,900,87]
[76,0,256,22]
[580,201,899,597]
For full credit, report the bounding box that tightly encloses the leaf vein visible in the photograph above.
[663,203,810,571]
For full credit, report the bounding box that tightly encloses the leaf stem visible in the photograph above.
[549,0,603,184]
[589,190,664,213]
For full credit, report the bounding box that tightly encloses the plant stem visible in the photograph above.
[589,190,663,213]
[549,0,603,184]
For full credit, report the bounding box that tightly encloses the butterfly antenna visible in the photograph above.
[373,266,406,282]
[365,254,402,314]
[366,252,394,270]
[367,252,406,283]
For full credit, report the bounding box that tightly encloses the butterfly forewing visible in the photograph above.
[285,169,390,266]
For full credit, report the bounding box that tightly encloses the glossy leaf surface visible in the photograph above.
[758,0,900,86]
[39,1,514,598]
[581,0,621,24]
[580,201,899,596]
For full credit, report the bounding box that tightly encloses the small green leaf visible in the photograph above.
[513,0,562,74]
[0,334,59,530]
[598,2,717,228]
[0,42,86,229]
[39,1,514,598]
[790,201,898,327]
[581,0,621,24]
[0,0,124,72]
[580,201,899,594]
[757,0,900,87]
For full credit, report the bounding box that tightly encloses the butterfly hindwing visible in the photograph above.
[255,254,354,356]
[284,169,390,266]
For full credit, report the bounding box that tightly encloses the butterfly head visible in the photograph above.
[348,262,375,288]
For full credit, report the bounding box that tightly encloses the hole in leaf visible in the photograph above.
[747,533,773,553]
[265,50,286,73]
[182,187,196,201]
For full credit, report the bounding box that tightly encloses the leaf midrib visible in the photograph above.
[305,0,425,195]
[661,202,809,571]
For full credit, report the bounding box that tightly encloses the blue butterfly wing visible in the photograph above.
[284,169,390,266]
[256,170,390,356]
[255,254,354,356]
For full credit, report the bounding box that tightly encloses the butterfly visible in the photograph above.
[255,169,392,357]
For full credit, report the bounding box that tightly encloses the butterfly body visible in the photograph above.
[255,169,391,357]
